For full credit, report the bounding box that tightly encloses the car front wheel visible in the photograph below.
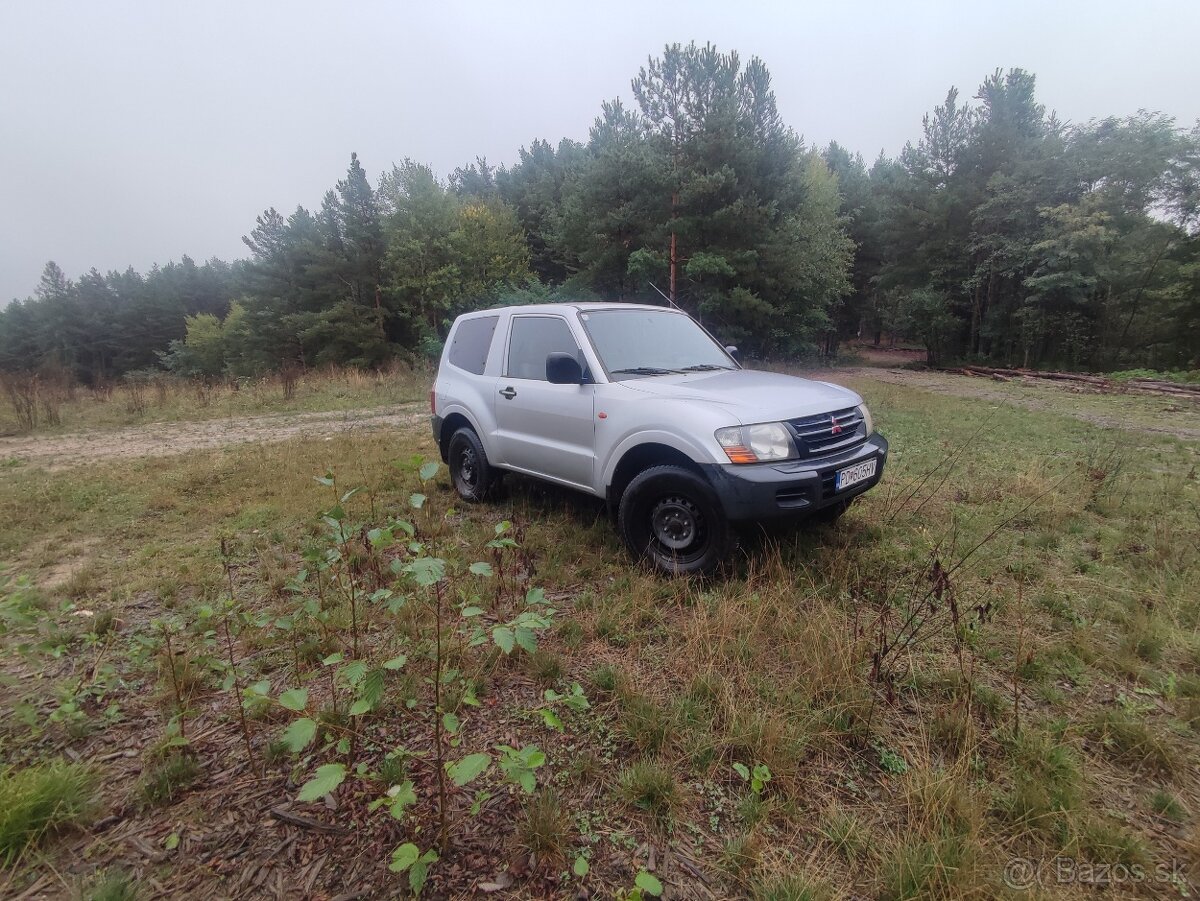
[618,465,733,576]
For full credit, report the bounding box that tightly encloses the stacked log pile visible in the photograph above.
[952,365,1200,400]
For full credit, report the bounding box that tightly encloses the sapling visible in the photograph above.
[156,618,187,740]
[219,539,256,771]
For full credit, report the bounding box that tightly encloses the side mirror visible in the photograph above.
[725,345,742,365]
[546,352,584,384]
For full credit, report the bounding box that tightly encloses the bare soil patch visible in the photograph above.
[0,404,427,470]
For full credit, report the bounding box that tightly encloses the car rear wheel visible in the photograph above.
[448,427,498,502]
[618,465,733,576]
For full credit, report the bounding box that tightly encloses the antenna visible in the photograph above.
[647,281,682,312]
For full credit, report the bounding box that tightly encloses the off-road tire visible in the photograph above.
[618,464,733,576]
[448,427,499,502]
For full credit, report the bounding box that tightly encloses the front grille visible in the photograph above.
[787,406,867,459]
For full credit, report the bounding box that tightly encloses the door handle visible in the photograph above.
[499,386,517,400]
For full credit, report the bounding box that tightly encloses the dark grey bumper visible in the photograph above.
[701,434,889,521]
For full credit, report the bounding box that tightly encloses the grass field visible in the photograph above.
[1,367,1198,899]
[0,363,430,436]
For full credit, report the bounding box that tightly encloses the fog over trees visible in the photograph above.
[3,43,1198,381]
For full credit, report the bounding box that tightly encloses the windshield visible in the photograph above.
[579,309,735,379]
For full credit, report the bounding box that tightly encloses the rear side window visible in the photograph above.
[507,316,580,380]
[448,316,498,375]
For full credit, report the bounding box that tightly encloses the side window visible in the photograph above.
[448,315,498,375]
[507,316,580,380]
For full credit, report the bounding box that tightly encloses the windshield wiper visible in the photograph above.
[610,366,680,376]
[680,364,735,372]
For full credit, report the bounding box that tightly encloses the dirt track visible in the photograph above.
[2,365,1196,472]
[0,403,427,470]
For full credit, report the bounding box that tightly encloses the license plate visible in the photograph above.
[835,458,877,491]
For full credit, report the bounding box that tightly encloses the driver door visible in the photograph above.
[493,315,595,489]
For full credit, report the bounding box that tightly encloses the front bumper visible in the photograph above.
[701,433,888,521]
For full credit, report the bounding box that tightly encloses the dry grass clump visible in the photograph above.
[1087,707,1179,774]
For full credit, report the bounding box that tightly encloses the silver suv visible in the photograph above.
[431,303,888,574]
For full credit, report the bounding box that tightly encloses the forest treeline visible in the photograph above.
[2,42,1198,383]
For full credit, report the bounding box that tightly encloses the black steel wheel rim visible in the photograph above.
[648,494,706,561]
[458,445,478,490]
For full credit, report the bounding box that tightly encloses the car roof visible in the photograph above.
[456,301,684,319]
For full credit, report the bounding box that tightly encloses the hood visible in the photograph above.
[617,369,862,422]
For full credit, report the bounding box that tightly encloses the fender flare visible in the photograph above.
[439,403,497,460]
[601,429,714,491]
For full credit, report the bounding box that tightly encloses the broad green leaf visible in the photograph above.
[732,762,750,781]
[382,654,408,670]
[635,871,663,897]
[340,487,362,505]
[409,492,427,509]
[361,668,386,708]
[314,475,334,487]
[564,684,590,711]
[406,556,446,587]
[164,832,180,851]
[297,762,347,802]
[525,587,546,606]
[321,652,343,666]
[246,679,271,697]
[460,606,485,618]
[469,561,493,577]
[386,595,408,614]
[340,660,367,686]
[573,855,589,877]
[389,842,419,873]
[541,709,563,731]
[447,752,490,787]
[492,626,515,654]
[514,626,538,653]
[387,780,417,820]
[418,461,440,482]
[280,717,317,752]
[349,698,372,716]
[410,857,433,895]
[442,712,460,735]
[278,688,308,711]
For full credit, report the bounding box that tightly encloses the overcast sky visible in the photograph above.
[2,0,1198,303]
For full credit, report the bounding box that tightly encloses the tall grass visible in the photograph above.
[0,761,97,864]
[0,361,430,434]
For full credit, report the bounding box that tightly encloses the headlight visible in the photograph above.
[857,403,874,435]
[715,422,795,464]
